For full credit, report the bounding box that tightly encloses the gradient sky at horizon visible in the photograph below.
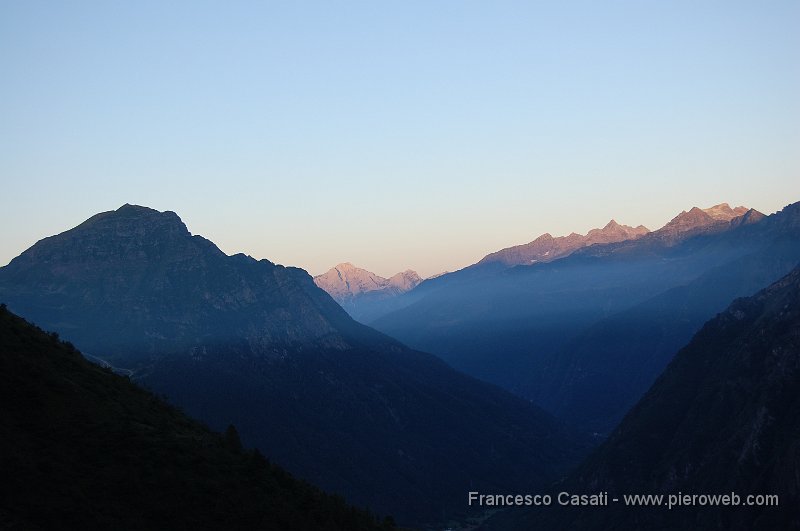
[1,1,798,278]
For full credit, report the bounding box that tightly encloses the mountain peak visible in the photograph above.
[388,270,422,291]
[117,202,157,213]
[661,202,756,233]
[111,203,182,223]
[314,263,422,303]
[701,203,750,221]
[664,207,715,228]
[586,219,650,242]
[8,204,202,271]
[730,208,766,228]
[76,203,188,232]
[478,219,649,268]
[646,203,757,245]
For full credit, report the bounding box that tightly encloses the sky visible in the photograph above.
[1,1,798,278]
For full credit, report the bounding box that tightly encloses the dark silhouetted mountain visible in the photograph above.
[313,263,422,322]
[0,305,393,531]
[0,204,587,526]
[515,263,800,530]
[372,202,797,436]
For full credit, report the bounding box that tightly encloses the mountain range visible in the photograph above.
[0,204,587,526]
[371,202,799,435]
[4,200,798,528]
[299,204,754,326]
[478,219,650,268]
[313,263,422,322]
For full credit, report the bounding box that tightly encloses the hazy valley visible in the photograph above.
[3,3,798,529]
[3,200,799,529]
[369,203,799,435]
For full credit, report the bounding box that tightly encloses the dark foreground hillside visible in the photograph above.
[0,305,394,531]
[503,264,800,530]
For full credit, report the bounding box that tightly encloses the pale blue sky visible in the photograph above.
[1,1,798,277]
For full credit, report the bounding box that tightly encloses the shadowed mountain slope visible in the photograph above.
[0,305,393,531]
[0,204,587,526]
[512,263,800,530]
[372,202,797,435]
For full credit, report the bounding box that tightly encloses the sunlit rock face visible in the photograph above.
[314,262,422,301]
[478,219,650,267]
[313,262,422,322]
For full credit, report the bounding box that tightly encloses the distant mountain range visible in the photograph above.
[589,203,763,249]
[478,219,650,267]
[312,205,752,324]
[313,263,422,322]
[0,204,587,526]
[371,202,799,435]
[511,263,800,530]
[463,203,754,278]
[0,305,392,531]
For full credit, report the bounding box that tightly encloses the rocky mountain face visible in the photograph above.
[386,269,422,291]
[0,205,346,363]
[731,207,767,228]
[702,202,750,220]
[373,202,799,436]
[571,204,763,254]
[0,204,587,526]
[313,263,421,301]
[518,264,800,530]
[369,204,756,324]
[478,219,650,267]
[633,203,756,246]
[313,263,422,322]
[0,305,392,531]
[474,203,755,270]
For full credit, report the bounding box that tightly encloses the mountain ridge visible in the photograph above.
[372,201,799,438]
[394,203,761,311]
[0,203,588,526]
[477,218,650,268]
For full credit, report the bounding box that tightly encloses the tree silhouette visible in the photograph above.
[224,423,243,452]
